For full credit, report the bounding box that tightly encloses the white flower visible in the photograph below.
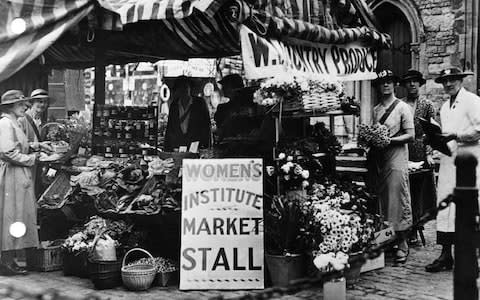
[302,180,309,188]
[287,156,294,162]
[278,153,286,160]
[301,170,310,179]
[280,164,291,173]
[266,166,275,176]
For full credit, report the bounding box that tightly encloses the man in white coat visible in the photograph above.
[425,66,480,272]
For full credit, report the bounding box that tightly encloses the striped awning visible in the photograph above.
[44,11,240,67]
[0,0,94,82]
[0,0,228,81]
[0,0,390,81]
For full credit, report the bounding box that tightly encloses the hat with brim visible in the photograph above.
[400,69,426,86]
[30,88,55,104]
[1,90,31,106]
[434,67,474,83]
[218,74,244,90]
[373,69,400,85]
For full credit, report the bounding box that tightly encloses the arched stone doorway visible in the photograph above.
[368,0,424,98]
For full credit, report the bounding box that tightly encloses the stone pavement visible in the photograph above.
[0,221,471,300]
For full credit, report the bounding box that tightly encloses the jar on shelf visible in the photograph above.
[104,145,113,158]
[125,122,133,139]
[141,107,148,119]
[111,106,118,118]
[95,107,103,118]
[115,121,123,139]
[103,106,110,118]
[127,107,133,119]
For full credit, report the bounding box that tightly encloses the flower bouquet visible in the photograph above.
[301,183,376,277]
[253,74,306,108]
[358,124,391,148]
[266,152,311,194]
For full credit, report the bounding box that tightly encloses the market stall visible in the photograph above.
[1,0,399,295]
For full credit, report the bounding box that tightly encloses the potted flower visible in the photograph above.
[302,182,376,285]
[264,194,310,286]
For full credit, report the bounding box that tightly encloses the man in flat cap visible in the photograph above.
[425,66,480,272]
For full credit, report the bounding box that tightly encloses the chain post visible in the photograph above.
[454,151,479,300]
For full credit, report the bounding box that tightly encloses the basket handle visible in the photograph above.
[122,248,154,268]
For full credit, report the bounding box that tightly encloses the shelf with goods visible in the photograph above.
[92,104,159,158]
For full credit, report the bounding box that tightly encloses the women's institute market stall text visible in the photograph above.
[180,159,264,290]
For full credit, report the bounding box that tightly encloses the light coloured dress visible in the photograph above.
[436,87,480,243]
[373,99,414,231]
[0,114,39,251]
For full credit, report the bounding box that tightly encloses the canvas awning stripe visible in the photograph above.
[110,0,223,25]
[43,11,240,67]
[242,8,391,48]
[0,0,94,82]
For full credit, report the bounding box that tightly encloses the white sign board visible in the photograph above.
[180,159,264,290]
[156,59,216,78]
[240,25,378,81]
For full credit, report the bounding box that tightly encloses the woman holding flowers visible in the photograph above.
[372,70,414,263]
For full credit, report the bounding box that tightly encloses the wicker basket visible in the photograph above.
[302,91,341,112]
[38,172,72,209]
[121,248,157,291]
[26,240,64,271]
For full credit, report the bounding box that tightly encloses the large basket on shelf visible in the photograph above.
[302,91,341,112]
[121,248,157,291]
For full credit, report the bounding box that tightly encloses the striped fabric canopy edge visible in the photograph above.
[241,7,391,48]
[0,0,95,82]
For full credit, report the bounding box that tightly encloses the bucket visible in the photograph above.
[88,259,122,290]
[265,253,306,286]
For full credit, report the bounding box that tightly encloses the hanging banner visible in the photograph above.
[180,159,264,290]
[240,25,378,81]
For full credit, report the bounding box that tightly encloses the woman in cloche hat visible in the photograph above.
[18,89,54,197]
[0,90,40,275]
[371,69,415,264]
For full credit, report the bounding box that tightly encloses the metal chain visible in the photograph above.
[209,194,456,300]
[0,196,457,300]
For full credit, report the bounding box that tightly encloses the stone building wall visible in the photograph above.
[414,0,475,116]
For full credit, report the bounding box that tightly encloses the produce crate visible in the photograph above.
[26,240,64,271]
[38,172,72,209]
[63,251,89,278]
[360,252,385,273]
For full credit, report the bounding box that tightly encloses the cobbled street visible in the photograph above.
[0,221,476,300]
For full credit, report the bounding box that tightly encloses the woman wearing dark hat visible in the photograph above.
[425,67,478,272]
[371,70,414,263]
[400,70,437,246]
[0,90,40,275]
[400,69,436,165]
[164,76,211,151]
[18,89,53,197]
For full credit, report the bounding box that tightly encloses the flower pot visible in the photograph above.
[286,189,307,201]
[154,270,179,287]
[344,252,363,286]
[265,253,306,286]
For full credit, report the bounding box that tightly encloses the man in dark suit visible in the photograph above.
[164,76,211,151]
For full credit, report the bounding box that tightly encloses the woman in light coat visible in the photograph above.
[425,67,480,272]
[0,90,39,275]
